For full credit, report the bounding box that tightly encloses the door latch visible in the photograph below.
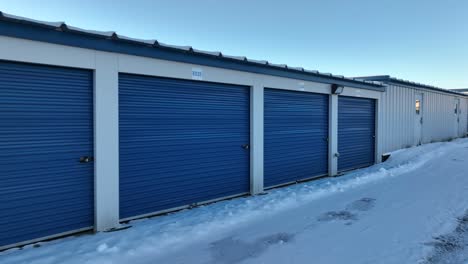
[79,156,94,163]
[242,144,250,150]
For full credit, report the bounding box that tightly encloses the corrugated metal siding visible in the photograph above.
[380,84,468,154]
[423,92,449,143]
[338,96,376,171]
[264,89,328,188]
[119,74,250,220]
[0,61,94,248]
[379,84,415,153]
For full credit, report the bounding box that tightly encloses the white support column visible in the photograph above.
[329,94,338,176]
[94,52,120,231]
[250,83,264,194]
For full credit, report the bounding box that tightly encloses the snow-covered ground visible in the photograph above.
[2,139,468,264]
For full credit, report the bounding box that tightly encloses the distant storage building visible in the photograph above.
[0,12,466,250]
[450,88,468,95]
[358,76,468,154]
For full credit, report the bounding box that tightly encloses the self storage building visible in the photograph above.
[0,12,385,249]
[0,12,466,250]
[358,76,468,154]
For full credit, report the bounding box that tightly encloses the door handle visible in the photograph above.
[242,144,250,150]
[79,156,94,163]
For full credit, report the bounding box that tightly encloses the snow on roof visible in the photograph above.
[246,58,269,65]
[191,49,222,57]
[1,12,65,28]
[116,34,157,45]
[65,25,115,38]
[157,42,192,51]
[222,54,247,61]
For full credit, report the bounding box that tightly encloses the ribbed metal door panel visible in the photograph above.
[264,89,329,188]
[338,96,376,172]
[0,61,94,248]
[119,74,250,219]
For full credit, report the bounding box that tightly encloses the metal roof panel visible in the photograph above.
[356,75,467,97]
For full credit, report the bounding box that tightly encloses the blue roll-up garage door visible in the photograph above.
[264,89,329,188]
[0,61,94,249]
[119,74,250,220]
[338,96,376,172]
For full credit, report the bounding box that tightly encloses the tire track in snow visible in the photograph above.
[422,211,468,264]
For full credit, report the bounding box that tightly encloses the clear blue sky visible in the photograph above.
[1,0,467,88]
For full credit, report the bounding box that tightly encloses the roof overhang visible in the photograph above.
[356,75,466,97]
[0,12,385,92]
[450,88,468,93]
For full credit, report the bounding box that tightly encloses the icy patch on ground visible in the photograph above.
[316,197,377,225]
[317,210,358,222]
[210,232,295,264]
[345,197,377,211]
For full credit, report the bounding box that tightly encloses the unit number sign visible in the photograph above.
[192,68,203,80]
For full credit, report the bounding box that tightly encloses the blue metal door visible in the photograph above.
[264,89,329,188]
[119,74,250,219]
[338,96,376,172]
[0,61,94,249]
